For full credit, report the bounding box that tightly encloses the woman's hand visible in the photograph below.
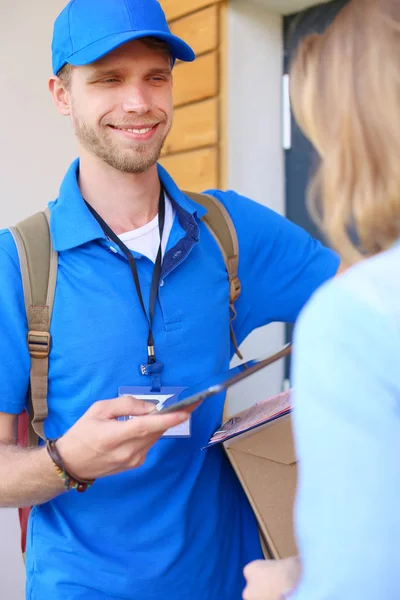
[243,557,301,600]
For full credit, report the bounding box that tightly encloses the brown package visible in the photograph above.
[211,396,298,559]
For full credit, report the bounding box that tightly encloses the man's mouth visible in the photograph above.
[109,124,158,135]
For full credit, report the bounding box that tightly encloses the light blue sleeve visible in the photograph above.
[0,230,30,414]
[290,276,400,600]
[204,189,340,344]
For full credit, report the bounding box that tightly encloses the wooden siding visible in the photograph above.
[161,147,218,191]
[162,0,222,23]
[159,1,227,192]
[162,98,218,155]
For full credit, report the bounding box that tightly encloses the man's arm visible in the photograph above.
[203,190,340,344]
[0,397,193,509]
[0,413,65,507]
[0,237,66,507]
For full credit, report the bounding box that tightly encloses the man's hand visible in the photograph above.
[243,557,301,600]
[57,395,194,480]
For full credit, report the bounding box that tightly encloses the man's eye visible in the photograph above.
[101,78,120,84]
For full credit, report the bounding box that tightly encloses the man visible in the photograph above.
[0,0,339,598]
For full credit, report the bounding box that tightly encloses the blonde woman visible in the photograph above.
[244,0,400,598]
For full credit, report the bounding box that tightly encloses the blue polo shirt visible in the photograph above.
[0,160,339,600]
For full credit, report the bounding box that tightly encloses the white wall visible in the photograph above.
[0,0,76,228]
[1,1,76,597]
[226,0,286,415]
[0,509,25,599]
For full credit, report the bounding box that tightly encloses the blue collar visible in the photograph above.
[49,159,207,252]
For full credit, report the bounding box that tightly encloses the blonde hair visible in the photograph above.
[290,0,400,265]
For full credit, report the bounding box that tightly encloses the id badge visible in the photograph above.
[118,386,190,438]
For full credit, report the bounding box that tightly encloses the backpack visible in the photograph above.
[9,191,242,557]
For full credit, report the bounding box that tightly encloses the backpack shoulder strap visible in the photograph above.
[184,191,243,360]
[9,209,58,446]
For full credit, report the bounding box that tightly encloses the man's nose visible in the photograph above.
[121,85,152,115]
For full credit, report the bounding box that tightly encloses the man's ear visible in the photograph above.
[49,77,71,116]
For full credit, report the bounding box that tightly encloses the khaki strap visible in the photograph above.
[184,191,243,360]
[9,209,58,446]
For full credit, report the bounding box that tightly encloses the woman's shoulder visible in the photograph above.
[298,243,400,335]
[293,244,400,409]
[294,245,400,394]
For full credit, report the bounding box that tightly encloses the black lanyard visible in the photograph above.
[85,187,165,366]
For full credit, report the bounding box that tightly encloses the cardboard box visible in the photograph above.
[209,392,298,559]
[224,413,298,559]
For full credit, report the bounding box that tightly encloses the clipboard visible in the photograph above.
[159,344,292,414]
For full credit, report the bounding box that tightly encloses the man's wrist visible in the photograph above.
[40,445,66,492]
[55,435,81,477]
[46,439,94,493]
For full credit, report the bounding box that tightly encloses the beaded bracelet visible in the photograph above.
[46,439,94,493]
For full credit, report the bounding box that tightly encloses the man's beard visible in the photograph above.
[72,109,170,174]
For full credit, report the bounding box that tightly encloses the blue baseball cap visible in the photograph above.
[52,0,196,76]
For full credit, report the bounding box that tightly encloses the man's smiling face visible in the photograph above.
[66,39,174,174]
